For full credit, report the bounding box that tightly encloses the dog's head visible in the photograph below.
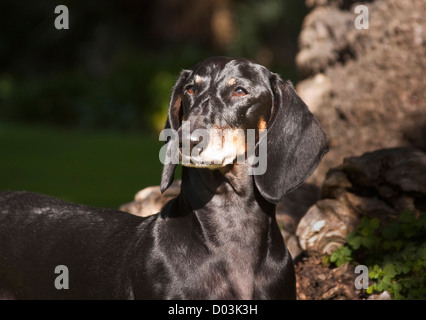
[160,56,328,204]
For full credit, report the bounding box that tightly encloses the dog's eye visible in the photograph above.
[186,85,195,95]
[234,87,248,97]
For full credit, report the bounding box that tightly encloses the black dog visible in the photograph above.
[0,57,327,299]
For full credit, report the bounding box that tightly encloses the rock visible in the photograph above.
[284,234,303,261]
[296,73,332,114]
[296,147,426,255]
[367,290,392,300]
[296,198,359,254]
[296,6,354,77]
[295,0,426,186]
[305,0,350,8]
[120,180,181,217]
[343,147,426,197]
[276,182,321,257]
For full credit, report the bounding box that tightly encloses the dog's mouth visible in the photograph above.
[160,122,267,175]
[179,149,236,169]
[178,128,246,169]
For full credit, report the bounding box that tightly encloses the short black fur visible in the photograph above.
[0,57,327,299]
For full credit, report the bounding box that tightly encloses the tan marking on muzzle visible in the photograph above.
[195,75,203,84]
[181,127,247,168]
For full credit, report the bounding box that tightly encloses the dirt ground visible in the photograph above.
[295,253,363,300]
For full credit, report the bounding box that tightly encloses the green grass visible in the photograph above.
[0,122,167,209]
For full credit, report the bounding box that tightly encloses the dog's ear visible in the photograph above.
[160,70,191,193]
[254,74,328,204]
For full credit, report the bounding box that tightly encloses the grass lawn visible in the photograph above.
[0,122,169,209]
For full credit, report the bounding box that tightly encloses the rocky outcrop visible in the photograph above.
[120,180,181,217]
[296,147,426,255]
[295,147,425,300]
[296,0,426,186]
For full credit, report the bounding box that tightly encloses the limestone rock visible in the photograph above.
[296,0,426,186]
[296,147,426,255]
[120,180,181,217]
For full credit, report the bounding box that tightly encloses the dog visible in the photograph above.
[0,56,328,299]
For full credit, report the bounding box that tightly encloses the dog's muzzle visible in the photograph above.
[179,125,246,169]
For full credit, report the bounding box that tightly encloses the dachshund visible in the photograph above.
[0,56,327,299]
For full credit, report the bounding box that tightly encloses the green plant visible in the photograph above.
[329,211,426,300]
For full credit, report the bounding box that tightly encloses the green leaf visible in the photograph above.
[330,246,352,266]
[393,262,405,275]
[381,274,392,286]
[383,240,393,250]
[376,281,385,292]
[369,218,380,230]
[392,283,403,300]
[369,265,382,279]
[330,250,339,263]
[382,222,400,239]
[366,285,374,294]
[322,255,330,267]
[401,224,416,238]
[394,240,403,250]
[383,263,397,278]
[361,235,375,248]
[327,209,426,300]
[418,246,426,259]
[413,259,424,273]
[401,265,411,274]
[348,234,362,250]
[399,210,416,223]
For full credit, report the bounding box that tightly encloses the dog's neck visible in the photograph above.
[176,163,282,298]
[178,163,276,247]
